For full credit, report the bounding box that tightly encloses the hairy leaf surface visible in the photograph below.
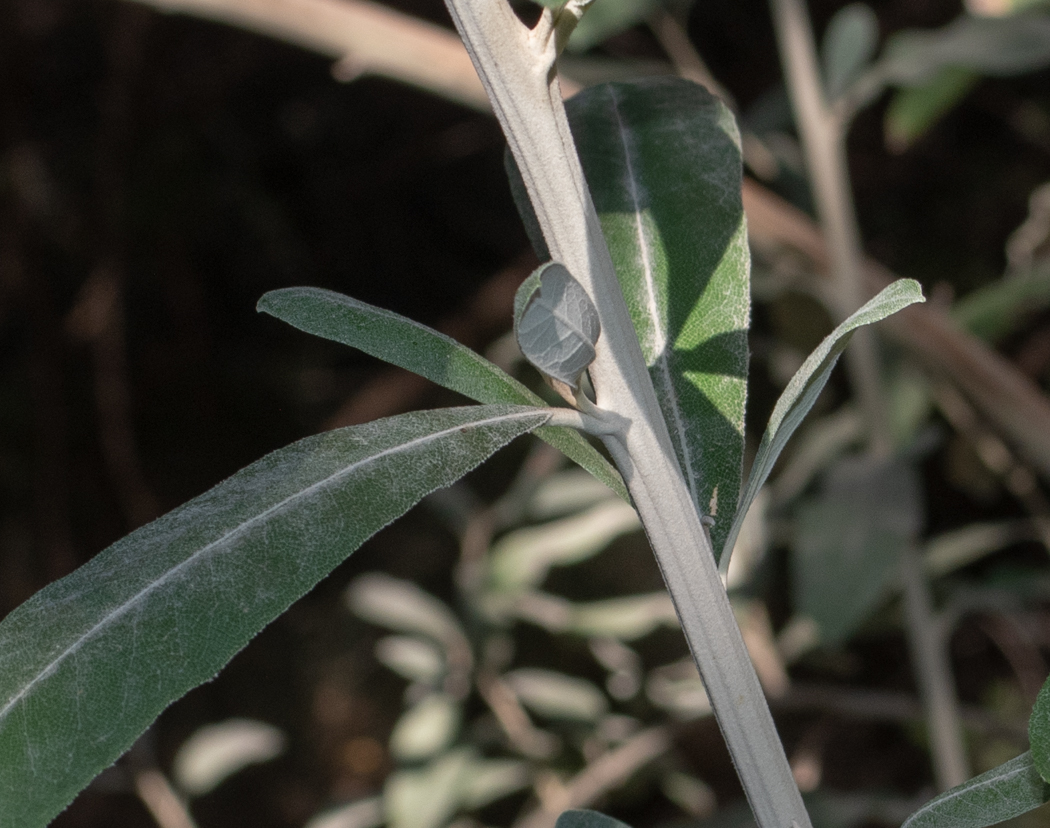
[902,752,1050,828]
[0,405,548,827]
[259,288,627,501]
[567,78,750,552]
[721,279,925,571]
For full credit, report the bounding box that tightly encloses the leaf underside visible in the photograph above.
[566,78,751,553]
[259,287,627,502]
[0,405,548,828]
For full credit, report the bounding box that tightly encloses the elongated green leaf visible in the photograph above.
[794,455,922,643]
[1030,674,1050,783]
[258,288,627,501]
[720,279,925,571]
[0,405,548,828]
[902,752,1050,828]
[878,13,1050,86]
[884,67,977,152]
[567,78,750,552]
[822,3,880,101]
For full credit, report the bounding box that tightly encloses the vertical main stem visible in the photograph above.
[769,0,969,789]
[442,4,811,827]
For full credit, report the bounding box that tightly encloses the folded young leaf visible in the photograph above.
[0,405,548,828]
[258,287,627,501]
[902,752,1050,828]
[720,279,925,572]
[567,78,750,552]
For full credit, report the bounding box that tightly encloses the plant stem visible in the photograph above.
[443,4,811,827]
[768,0,970,789]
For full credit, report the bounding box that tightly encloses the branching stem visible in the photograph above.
[444,4,812,827]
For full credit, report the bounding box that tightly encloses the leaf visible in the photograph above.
[374,636,446,686]
[258,288,627,502]
[505,668,609,721]
[347,573,466,651]
[0,404,547,828]
[720,279,925,573]
[952,264,1050,343]
[459,758,531,808]
[515,262,602,391]
[389,694,461,762]
[901,752,1050,828]
[569,592,678,640]
[793,455,923,644]
[1031,674,1050,783]
[172,719,286,797]
[488,498,640,591]
[822,4,880,101]
[877,13,1050,87]
[556,811,634,828]
[567,78,750,552]
[884,67,978,152]
[385,748,475,828]
[565,0,660,53]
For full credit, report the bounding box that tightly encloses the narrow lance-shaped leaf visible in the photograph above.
[566,78,751,552]
[258,288,627,502]
[901,752,1050,828]
[0,405,548,828]
[720,279,925,572]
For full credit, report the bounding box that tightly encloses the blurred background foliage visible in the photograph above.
[4,0,1050,826]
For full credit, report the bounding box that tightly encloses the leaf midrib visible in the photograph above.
[0,410,544,724]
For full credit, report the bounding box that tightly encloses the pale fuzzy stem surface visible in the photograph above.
[442,4,811,828]
[769,0,969,789]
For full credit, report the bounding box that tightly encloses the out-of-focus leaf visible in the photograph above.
[172,719,286,797]
[259,288,627,502]
[794,455,923,644]
[902,752,1050,828]
[347,574,467,653]
[527,467,617,520]
[305,796,384,828]
[515,263,601,391]
[569,593,678,640]
[566,0,660,53]
[375,636,446,686]
[884,67,978,151]
[877,13,1050,86]
[459,759,531,808]
[646,662,711,719]
[489,499,640,591]
[822,4,880,100]
[568,78,750,552]
[556,811,634,828]
[0,405,547,828]
[1031,675,1050,782]
[924,520,1034,578]
[385,748,474,828]
[505,668,609,721]
[389,694,461,762]
[952,264,1050,343]
[720,279,924,574]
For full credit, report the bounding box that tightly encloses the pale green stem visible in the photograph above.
[768,0,969,789]
[443,4,811,828]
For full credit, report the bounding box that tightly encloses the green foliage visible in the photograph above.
[1030,674,1050,783]
[567,78,750,549]
[720,279,925,570]
[556,811,633,828]
[884,67,978,152]
[259,287,627,501]
[901,753,1050,828]
[0,405,549,827]
[821,3,879,101]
